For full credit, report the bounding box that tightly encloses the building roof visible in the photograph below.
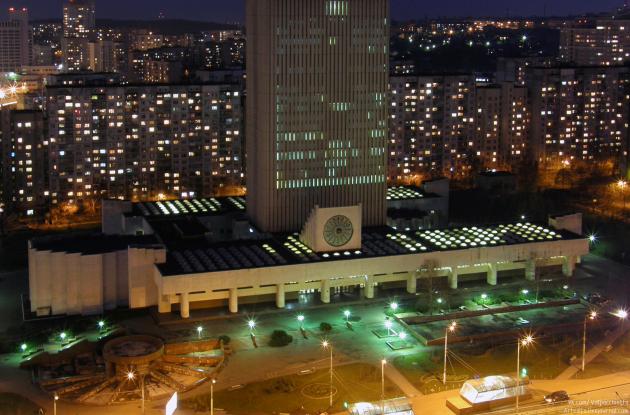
[157,222,579,276]
[131,197,246,218]
[30,234,160,255]
[386,186,426,201]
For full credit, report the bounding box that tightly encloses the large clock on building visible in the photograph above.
[323,215,354,247]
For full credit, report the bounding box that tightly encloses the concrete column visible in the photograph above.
[229,288,238,313]
[448,269,458,289]
[406,272,417,294]
[179,292,190,318]
[158,294,171,314]
[525,260,536,281]
[563,256,576,277]
[276,284,285,308]
[321,279,331,303]
[364,276,375,299]
[487,264,497,286]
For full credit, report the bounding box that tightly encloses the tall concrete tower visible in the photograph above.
[0,7,32,72]
[246,0,390,233]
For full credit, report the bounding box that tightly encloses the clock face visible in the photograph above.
[323,215,354,247]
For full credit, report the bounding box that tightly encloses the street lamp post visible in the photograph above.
[211,378,216,415]
[381,359,386,415]
[582,311,597,372]
[516,335,534,412]
[53,394,58,415]
[443,321,457,385]
[297,314,305,330]
[322,340,333,408]
[618,180,627,214]
[344,310,351,323]
[141,374,145,414]
[385,320,393,336]
[127,371,144,414]
[197,326,203,340]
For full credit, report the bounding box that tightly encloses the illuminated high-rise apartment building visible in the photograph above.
[527,65,630,164]
[63,0,95,38]
[474,82,529,168]
[62,0,96,71]
[388,74,476,180]
[246,0,390,233]
[46,82,243,205]
[559,16,630,66]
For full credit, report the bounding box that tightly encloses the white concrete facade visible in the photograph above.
[155,237,587,318]
[28,243,165,316]
[27,221,588,318]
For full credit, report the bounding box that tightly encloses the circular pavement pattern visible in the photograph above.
[301,382,338,399]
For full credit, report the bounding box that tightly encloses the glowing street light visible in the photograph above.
[297,314,305,329]
[322,340,334,408]
[20,343,27,353]
[127,371,135,381]
[481,293,488,300]
[516,335,534,411]
[613,309,628,320]
[588,234,597,243]
[53,394,59,415]
[248,320,256,332]
[398,331,407,340]
[390,302,399,312]
[436,298,443,304]
[443,321,457,384]
[343,310,351,322]
[581,311,597,372]
[521,289,529,295]
[98,320,105,330]
[197,326,203,339]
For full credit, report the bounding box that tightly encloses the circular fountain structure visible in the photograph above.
[37,333,226,405]
[103,335,164,378]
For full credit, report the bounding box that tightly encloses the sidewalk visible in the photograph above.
[556,324,628,380]
[382,361,422,398]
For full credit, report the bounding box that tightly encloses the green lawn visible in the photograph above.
[183,363,402,414]
[394,339,575,394]
[0,393,40,415]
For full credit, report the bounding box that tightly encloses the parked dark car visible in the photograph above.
[584,292,610,305]
[545,390,569,403]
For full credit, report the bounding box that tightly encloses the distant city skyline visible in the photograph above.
[0,0,625,23]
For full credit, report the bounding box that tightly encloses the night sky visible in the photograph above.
[0,0,623,22]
